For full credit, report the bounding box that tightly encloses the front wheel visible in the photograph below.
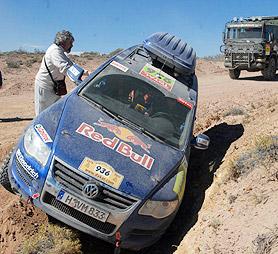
[0,151,13,193]
[229,69,241,79]
[262,57,277,81]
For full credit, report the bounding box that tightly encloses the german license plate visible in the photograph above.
[56,190,109,222]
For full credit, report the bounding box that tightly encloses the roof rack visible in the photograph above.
[246,16,278,21]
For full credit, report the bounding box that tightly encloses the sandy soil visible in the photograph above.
[0,55,277,254]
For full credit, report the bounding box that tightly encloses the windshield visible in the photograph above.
[227,26,262,39]
[79,65,193,149]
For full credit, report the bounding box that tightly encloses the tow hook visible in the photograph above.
[114,231,121,254]
[26,196,33,205]
[27,193,40,205]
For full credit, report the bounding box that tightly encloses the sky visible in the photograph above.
[0,0,277,57]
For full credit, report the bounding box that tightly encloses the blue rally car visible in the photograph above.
[0,32,209,250]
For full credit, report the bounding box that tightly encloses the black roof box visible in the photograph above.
[143,32,196,75]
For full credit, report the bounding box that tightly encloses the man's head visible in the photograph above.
[54,30,74,53]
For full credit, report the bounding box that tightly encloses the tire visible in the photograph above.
[0,150,13,193]
[262,57,277,81]
[229,69,241,79]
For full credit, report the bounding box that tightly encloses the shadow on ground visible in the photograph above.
[140,122,244,254]
[75,122,244,254]
[0,117,33,122]
[238,73,278,81]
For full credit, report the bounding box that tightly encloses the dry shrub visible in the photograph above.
[18,224,82,254]
[230,135,278,179]
[6,58,22,68]
[25,57,40,67]
[253,227,278,254]
[224,107,245,117]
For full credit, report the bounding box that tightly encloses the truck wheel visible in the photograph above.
[229,69,241,79]
[262,57,277,81]
[0,151,13,193]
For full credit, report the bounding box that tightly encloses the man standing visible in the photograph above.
[34,30,87,115]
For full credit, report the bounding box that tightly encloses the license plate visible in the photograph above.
[56,190,109,222]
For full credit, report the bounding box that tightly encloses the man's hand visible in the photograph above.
[83,69,90,77]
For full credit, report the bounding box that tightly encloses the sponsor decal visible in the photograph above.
[79,158,124,189]
[16,149,39,179]
[177,98,193,110]
[173,162,187,201]
[110,60,129,72]
[32,193,40,199]
[94,118,151,153]
[34,124,52,143]
[265,44,271,56]
[76,122,154,170]
[139,63,175,92]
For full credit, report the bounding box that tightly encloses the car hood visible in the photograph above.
[52,94,184,199]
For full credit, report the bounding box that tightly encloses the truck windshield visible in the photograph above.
[227,26,262,39]
[79,65,192,149]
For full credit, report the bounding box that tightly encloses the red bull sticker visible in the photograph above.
[94,118,151,153]
[76,121,154,170]
[110,61,128,72]
[177,98,193,110]
[34,124,52,143]
[139,63,175,92]
[79,158,124,189]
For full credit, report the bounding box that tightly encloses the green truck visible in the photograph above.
[221,16,278,80]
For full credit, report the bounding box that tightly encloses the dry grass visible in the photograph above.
[223,107,245,117]
[18,224,82,254]
[229,135,278,179]
[253,226,278,254]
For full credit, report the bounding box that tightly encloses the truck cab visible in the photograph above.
[221,16,278,80]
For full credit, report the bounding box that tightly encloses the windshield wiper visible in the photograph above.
[117,115,167,144]
[82,95,120,120]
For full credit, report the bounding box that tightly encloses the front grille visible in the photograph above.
[15,158,31,187]
[42,192,116,234]
[232,52,249,62]
[52,160,138,210]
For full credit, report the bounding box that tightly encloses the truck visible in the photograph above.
[221,16,278,80]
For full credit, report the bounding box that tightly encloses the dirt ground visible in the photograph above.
[0,54,277,254]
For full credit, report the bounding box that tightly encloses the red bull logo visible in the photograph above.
[76,122,154,170]
[94,118,151,153]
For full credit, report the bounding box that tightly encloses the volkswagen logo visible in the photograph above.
[82,182,100,199]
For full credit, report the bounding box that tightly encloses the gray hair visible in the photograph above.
[54,30,74,46]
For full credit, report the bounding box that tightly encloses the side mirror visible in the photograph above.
[67,64,84,86]
[191,133,210,150]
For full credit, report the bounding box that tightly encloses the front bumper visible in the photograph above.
[8,148,176,250]
[224,52,266,70]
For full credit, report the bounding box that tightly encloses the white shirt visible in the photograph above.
[35,44,73,90]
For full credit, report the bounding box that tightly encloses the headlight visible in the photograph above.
[138,161,187,219]
[23,126,51,166]
[138,199,179,219]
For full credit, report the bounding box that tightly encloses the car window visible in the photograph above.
[79,65,192,149]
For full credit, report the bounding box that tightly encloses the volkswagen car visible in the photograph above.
[1,32,209,250]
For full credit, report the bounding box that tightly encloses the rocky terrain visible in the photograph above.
[0,53,277,254]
